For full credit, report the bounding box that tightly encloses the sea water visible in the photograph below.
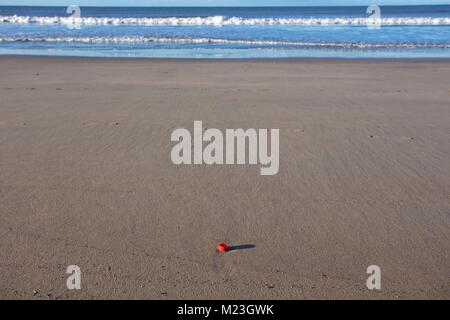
[1,5,450,58]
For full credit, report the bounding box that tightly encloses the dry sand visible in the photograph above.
[0,56,449,299]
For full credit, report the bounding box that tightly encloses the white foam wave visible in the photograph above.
[1,15,450,26]
[1,36,449,49]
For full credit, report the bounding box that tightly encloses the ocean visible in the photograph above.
[1,5,450,58]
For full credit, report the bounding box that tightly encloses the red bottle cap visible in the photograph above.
[216,242,230,253]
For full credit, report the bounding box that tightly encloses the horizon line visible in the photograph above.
[1,4,449,8]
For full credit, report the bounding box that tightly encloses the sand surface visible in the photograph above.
[0,56,449,299]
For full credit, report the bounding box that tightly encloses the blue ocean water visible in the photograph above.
[1,5,450,58]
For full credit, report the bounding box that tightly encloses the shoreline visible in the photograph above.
[2,54,450,63]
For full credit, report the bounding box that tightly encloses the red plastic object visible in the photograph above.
[216,242,230,253]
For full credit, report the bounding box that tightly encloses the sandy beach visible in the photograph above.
[0,56,449,299]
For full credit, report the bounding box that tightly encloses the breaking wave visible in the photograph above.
[1,36,449,49]
[1,15,450,26]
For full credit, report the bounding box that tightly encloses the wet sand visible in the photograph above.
[0,56,449,299]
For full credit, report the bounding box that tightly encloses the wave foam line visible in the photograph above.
[1,36,450,49]
[1,15,450,26]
